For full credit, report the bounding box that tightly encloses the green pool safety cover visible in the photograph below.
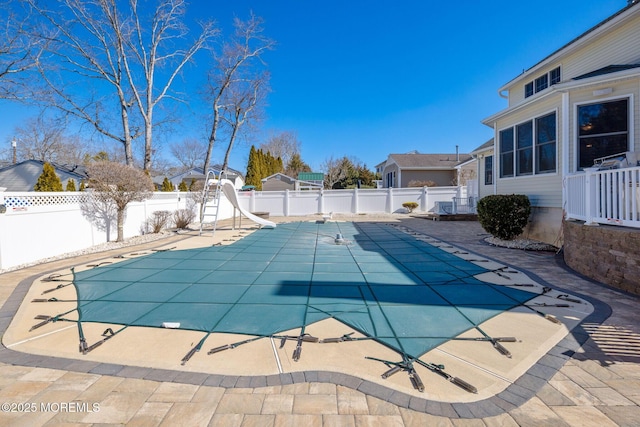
[71,222,537,360]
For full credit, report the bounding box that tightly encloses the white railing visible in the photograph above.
[565,166,640,228]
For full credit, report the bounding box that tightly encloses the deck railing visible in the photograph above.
[565,166,640,228]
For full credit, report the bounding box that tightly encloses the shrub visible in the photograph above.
[402,202,419,213]
[145,210,172,233]
[66,179,76,191]
[477,194,531,240]
[161,177,174,192]
[178,180,188,192]
[408,180,436,188]
[34,162,63,192]
[174,208,196,229]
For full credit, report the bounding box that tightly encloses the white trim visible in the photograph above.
[497,5,640,92]
[484,69,640,126]
[496,108,560,181]
[572,93,635,173]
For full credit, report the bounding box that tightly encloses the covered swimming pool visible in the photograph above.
[49,221,554,392]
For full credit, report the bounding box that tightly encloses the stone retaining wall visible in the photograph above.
[563,220,640,295]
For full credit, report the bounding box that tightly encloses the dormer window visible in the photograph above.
[535,74,548,92]
[525,66,561,98]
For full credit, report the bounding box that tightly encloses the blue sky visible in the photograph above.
[0,0,626,172]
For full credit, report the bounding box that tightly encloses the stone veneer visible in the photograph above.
[563,220,640,295]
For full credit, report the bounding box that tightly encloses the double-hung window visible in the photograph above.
[499,129,514,178]
[484,155,493,185]
[516,121,533,175]
[577,98,629,169]
[536,113,557,173]
[499,112,557,178]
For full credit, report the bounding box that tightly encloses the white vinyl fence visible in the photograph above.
[0,186,463,271]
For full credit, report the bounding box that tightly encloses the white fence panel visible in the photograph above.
[0,186,469,271]
[0,191,193,271]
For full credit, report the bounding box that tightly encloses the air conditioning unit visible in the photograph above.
[434,201,454,215]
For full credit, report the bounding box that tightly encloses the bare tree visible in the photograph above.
[220,72,269,171]
[29,0,217,170]
[203,12,274,174]
[0,1,42,100]
[122,0,218,171]
[13,114,90,164]
[170,137,207,170]
[86,161,154,242]
[260,130,301,167]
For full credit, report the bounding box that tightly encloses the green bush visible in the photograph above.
[477,194,531,240]
[34,162,63,192]
[402,202,419,213]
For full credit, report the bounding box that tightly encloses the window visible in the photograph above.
[536,113,557,173]
[499,128,514,177]
[525,66,561,98]
[525,82,534,98]
[550,67,561,85]
[535,74,548,93]
[578,99,629,169]
[499,112,557,177]
[516,121,533,175]
[484,155,493,185]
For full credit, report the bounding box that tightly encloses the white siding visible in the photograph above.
[494,95,564,208]
[506,9,640,106]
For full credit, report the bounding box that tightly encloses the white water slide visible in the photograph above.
[220,179,276,228]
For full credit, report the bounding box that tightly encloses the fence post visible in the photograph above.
[319,188,324,214]
[387,187,393,213]
[584,167,598,226]
[250,190,256,212]
[353,188,359,214]
[284,189,290,216]
[421,186,428,212]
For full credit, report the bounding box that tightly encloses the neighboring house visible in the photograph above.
[262,173,296,191]
[167,166,244,190]
[297,172,324,190]
[0,160,87,191]
[379,152,473,188]
[470,138,495,201]
[479,1,640,245]
[261,172,324,191]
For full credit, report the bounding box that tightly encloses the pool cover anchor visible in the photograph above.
[366,356,425,392]
[278,333,319,361]
[320,332,355,343]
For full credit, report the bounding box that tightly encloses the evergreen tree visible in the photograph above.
[161,177,174,191]
[285,153,311,177]
[34,162,64,192]
[79,180,86,191]
[178,180,188,192]
[66,179,77,191]
[245,145,260,188]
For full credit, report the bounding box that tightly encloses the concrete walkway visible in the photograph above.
[0,217,638,426]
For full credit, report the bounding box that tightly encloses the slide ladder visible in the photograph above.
[199,170,225,236]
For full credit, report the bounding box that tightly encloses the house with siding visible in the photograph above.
[0,160,87,191]
[479,1,640,245]
[379,152,473,188]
